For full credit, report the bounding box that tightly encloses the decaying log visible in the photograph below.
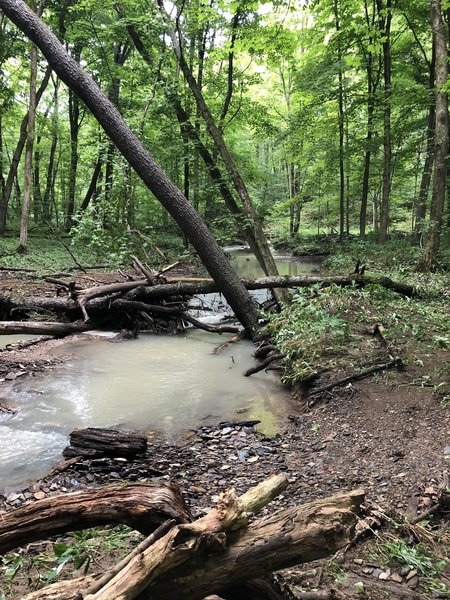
[213,331,246,354]
[19,478,364,600]
[0,321,90,336]
[0,273,417,329]
[0,482,191,554]
[1,334,54,351]
[63,427,147,459]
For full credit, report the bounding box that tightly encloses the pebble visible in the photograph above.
[406,569,418,581]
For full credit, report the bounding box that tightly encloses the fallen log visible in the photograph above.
[308,358,404,407]
[0,482,191,555]
[181,313,243,334]
[63,427,147,459]
[0,321,90,336]
[19,477,364,600]
[0,273,417,323]
[244,353,285,376]
[1,334,54,351]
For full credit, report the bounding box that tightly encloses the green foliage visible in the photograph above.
[0,526,133,596]
[268,284,355,382]
[372,534,449,592]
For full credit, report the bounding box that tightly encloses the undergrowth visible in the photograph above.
[0,526,135,598]
[268,282,450,385]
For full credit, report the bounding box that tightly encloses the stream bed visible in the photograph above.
[0,249,320,491]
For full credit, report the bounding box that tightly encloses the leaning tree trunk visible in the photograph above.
[0,0,260,336]
[158,4,282,286]
[418,0,449,271]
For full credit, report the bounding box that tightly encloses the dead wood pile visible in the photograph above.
[0,475,364,600]
[0,258,418,339]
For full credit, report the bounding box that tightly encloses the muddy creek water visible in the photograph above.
[0,250,318,490]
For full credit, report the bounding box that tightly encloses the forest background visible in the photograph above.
[0,0,449,273]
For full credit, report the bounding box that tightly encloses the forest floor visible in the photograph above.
[0,249,450,599]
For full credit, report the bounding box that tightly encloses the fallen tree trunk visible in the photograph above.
[0,273,417,323]
[308,357,404,407]
[63,427,147,459]
[0,320,90,335]
[19,477,364,600]
[0,482,191,554]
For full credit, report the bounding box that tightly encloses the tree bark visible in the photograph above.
[0,483,191,555]
[0,320,90,335]
[414,44,436,242]
[19,484,364,600]
[18,26,38,251]
[377,0,392,243]
[334,0,345,241]
[64,427,148,458]
[418,0,449,271]
[359,0,381,240]
[0,0,261,336]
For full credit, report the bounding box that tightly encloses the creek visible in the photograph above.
[0,250,319,491]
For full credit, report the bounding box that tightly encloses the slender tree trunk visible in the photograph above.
[42,77,59,222]
[414,44,436,243]
[0,65,51,233]
[0,115,5,199]
[65,43,82,231]
[18,31,38,252]
[79,153,102,213]
[0,0,261,335]
[334,0,345,241]
[418,0,449,271]
[378,0,392,243]
[124,22,268,269]
[33,140,42,222]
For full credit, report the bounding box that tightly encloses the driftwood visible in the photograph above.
[0,320,90,335]
[244,353,285,376]
[63,427,147,459]
[181,313,242,334]
[0,482,191,554]
[19,478,364,600]
[0,334,54,351]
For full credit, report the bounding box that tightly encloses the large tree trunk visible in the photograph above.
[0,0,261,336]
[18,485,364,600]
[418,0,449,270]
[377,0,392,243]
[0,482,191,555]
[334,0,346,241]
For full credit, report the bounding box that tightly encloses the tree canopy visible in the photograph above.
[0,0,448,269]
